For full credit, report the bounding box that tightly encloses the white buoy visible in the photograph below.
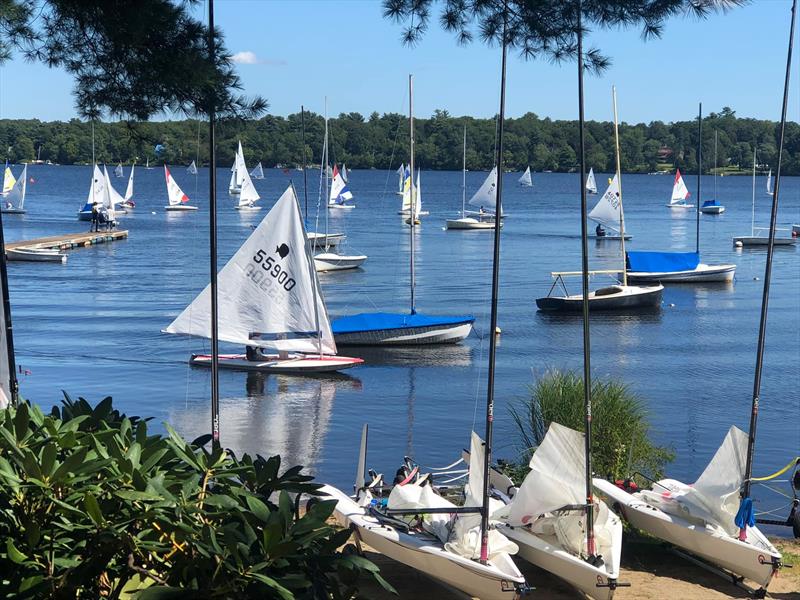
[151,211,157,215]
[735,240,743,248]
[668,303,676,308]
[495,327,502,335]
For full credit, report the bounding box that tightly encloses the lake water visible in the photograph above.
[4,164,799,523]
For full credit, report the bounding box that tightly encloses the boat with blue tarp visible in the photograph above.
[626,251,735,283]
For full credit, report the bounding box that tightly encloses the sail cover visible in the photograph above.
[165,185,336,355]
[329,165,353,205]
[588,173,622,231]
[5,165,26,210]
[469,167,499,212]
[670,169,690,203]
[627,251,699,273]
[586,168,597,193]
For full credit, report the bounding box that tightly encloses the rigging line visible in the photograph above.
[750,457,800,482]
[17,348,186,367]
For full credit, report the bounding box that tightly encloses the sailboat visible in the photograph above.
[2,161,16,197]
[628,104,736,284]
[586,168,598,194]
[1,165,27,214]
[164,165,198,211]
[341,163,348,183]
[119,163,135,208]
[397,165,429,217]
[328,165,355,209]
[165,185,363,373]
[395,163,405,196]
[733,149,796,246]
[700,131,725,214]
[766,169,773,195]
[466,167,504,220]
[588,174,632,240]
[666,168,693,208]
[314,113,366,271]
[234,157,261,211]
[446,126,498,230]
[77,165,108,221]
[537,87,663,313]
[103,165,127,215]
[404,169,422,225]
[250,162,264,180]
[518,166,532,187]
[145,157,152,170]
[114,163,124,178]
[187,160,198,176]
[228,141,246,195]
[330,76,474,345]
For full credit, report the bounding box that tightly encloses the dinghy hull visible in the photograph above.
[189,353,363,373]
[332,313,474,346]
[733,236,796,247]
[700,206,725,214]
[1,208,25,214]
[445,217,499,230]
[627,264,735,283]
[165,205,199,211]
[594,479,781,590]
[7,248,67,263]
[314,253,367,272]
[536,285,663,312]
[321,485,526,599]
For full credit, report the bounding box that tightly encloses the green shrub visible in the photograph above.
[0,394,391,599]
[509,370,674,482]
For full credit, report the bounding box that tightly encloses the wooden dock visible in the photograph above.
[6,230,129,252]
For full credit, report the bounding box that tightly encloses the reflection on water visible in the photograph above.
[353,343,473,367]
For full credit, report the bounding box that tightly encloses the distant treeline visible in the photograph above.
[1,107,799,175]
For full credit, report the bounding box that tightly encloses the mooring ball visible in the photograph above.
[668,303,676,308]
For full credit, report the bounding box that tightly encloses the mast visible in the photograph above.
[751,147,756,236]
[611,87,627,287]
[207,0,220,449]
[301,105,309,221]
[713,130,718,201]
[577,2,596,559]
[462,125,467,218]
[323,98,330,246]
[0,203,18,408]
[696,103,702,255]
[479,3,507,565]
[408,75,416,315]
[742,0,796,503]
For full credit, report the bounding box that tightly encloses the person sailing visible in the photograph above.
[595,223,606,237]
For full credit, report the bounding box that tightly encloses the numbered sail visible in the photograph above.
[588,173,622,231]
[187,160,198,175]
[250,162,264,179]
[165,185,335,355]
[4,164,26,210]
[2,163,16,195]
[238,161,261,207]
[83,164,107,211]
[165,165,190,206]
[329,165,353,205]
[586,168,598,194]
[124,164,135,201]
[114,163,124,178]
[518,166,532,187]
[468,167,500,213]
[670,169,690,204]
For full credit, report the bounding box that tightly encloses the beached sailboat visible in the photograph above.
[1,165,27,214]
[328,165,355,209]
[2,161,16,197]
[331,76,474,345]
[700,132,725,214]
[164,165,198,211]
[120,164,135,208]
[586,168,598,194]
[234,158,261,211]
[588,175,632,240]
[537,87,663,313]
[228,141,246,195]
[165,184,363,373]
[187,160,198,176]
[629,105,735,284]
[250,162,264,179]
[733,149,796,246]
[518,166,532,187]
[447,126,499,231]
[666,168,693,208]
[114,163,124,178]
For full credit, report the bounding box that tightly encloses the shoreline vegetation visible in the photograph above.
[2,107,799,175]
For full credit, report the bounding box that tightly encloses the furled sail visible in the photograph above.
[165,185,336,355]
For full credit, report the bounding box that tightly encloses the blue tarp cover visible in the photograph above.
[626,251,700,273]
[331,312,475,334]
[702,200,722,207]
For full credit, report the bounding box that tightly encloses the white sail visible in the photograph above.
[238,160,261,207]
[400,166,419,213]
[670,169,690,204]
[3,164,17,195]
[165,185,336,355]
[165,165,190,206]
[766,169,773,195]
[397,163,405,192]
[518,166,532,187]
[413,169,422,219]
[341,163,348,183]
[250,162,264,179]
[86,164,107,208]
[586,168,598,194]
[588,173,622,231]
[124,164,135,201]
[4,164,26,210]
[468,167,500,212]
[329,166,353,205]
[235,141,247,187]
[114,163,124,178]
[187,160,198,176]
[145,157,150,169]
[101,167,118,220]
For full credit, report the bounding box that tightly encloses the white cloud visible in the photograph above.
[231,51,287,66]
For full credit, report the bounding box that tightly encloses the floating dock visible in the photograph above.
[5,230,129,253]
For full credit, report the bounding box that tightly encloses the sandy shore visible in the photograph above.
[354,536,800,599]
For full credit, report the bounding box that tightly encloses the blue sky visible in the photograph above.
[0,0,798,124]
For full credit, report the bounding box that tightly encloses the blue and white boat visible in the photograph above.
[700,199,725,214]
[626,251,735,284]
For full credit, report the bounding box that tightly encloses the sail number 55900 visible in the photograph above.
[248,249,297,291]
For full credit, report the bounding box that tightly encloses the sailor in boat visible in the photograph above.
[596,223,606,237]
